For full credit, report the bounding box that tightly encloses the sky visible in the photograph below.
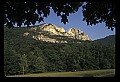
[16,6,115,40]
[33,7,115,40]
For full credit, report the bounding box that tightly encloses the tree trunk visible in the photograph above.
[23,66,24,75]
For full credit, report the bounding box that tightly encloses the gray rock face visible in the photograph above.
[25,23,92,43]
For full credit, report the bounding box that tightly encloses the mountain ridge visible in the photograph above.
[94,35,115,46]
[23,23,92,43]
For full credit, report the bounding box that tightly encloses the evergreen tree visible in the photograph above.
[20,54,28,75]
[34,57,45,73]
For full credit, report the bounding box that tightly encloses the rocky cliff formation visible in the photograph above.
[23,23,92,43]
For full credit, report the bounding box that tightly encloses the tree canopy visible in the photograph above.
[4,27,115,75]
[4,2,115,31]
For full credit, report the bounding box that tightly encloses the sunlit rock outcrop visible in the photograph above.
[25,23,92,43]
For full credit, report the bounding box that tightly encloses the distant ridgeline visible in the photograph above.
[4,23,115,76]
[94,35,115,47]
[22,23,92,43]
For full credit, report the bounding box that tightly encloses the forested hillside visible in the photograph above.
[94,35,115,46]
[4,27,115,76]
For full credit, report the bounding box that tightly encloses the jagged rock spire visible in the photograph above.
[26,23,92,43]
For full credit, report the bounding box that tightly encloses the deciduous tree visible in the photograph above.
[4,2,115,30]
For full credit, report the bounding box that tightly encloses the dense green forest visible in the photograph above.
[4,27,115,76]
[94,35,115,46]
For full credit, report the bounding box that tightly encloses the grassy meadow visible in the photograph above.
[6,69,115,77]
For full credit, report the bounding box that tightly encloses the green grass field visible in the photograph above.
[6,69,115,77]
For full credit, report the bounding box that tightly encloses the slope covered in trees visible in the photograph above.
[4,27,115,75]
[94,35,115,46]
